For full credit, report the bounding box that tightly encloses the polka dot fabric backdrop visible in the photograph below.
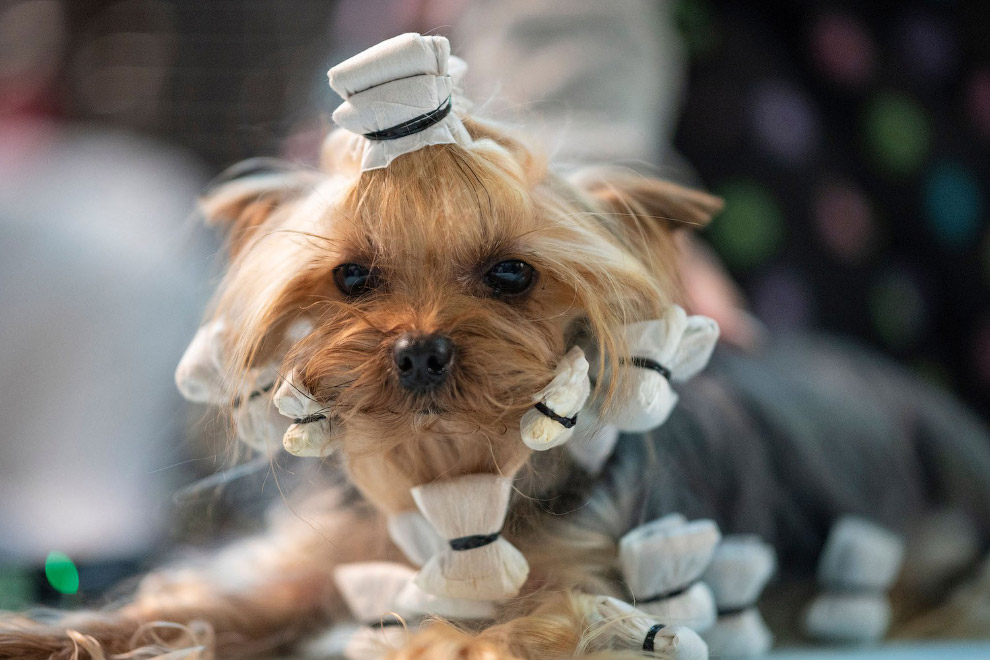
[674,0,990,416]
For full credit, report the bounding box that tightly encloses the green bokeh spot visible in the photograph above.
[707,180,785,270]
[864,92,932,177]
[44,551,79,595]
[0,566,33,609]
[674,0,720,57]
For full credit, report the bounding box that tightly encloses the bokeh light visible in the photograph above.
[810,14,875,87]
[707,179,786,270]
[749,81,820,164]
[44,551,79,595]
[864,92,933,177]
[813,181,877,263]
[966,69,990,140]
[923,161,984,249]
[753,268,813,331]
[868,267,929,349]
[897,12,957,83]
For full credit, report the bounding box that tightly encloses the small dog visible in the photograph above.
[4,35,990,660]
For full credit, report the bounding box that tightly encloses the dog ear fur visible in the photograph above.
[198,158,318,256]
[577,170,724,231]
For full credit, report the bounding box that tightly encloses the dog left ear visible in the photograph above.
[198,158,319,256]
[577,170,724,232]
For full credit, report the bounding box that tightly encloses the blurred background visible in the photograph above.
[1,0,988,611]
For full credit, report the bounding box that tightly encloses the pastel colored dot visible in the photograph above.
[675,0,720,56]
[897,13,957,83]
[750,81,820,163]
[923,162,984,248]
[707,180,786,270]
[868,269,928,349]
[810,14,875,86]
[864,93,932,177]
[966,70,990,139]
[44,551,79,595]
[813,181,877,262]
[753,268,813,331]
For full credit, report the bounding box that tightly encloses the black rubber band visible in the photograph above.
[449,532,500,551]
[622,357,672,381]
[640,579,696,604]
[294,412,327,425]
[643,623,665,652]
[372,618,404,628]
[717,605,751,618]
[363,96,452,141]
[534,402,578,429]
[232,381,276,409]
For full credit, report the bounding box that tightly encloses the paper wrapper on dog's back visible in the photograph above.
[521,346,591,450]
[331,562,414,660]
[612,306,719,433]
[701,535,776,657]
[410,474,528,600]
[619,516,721,631]
[804,516,904,643]
[273,372,334,457]
[175,319,287,454]
[579,594,708,660]
[328,33,471,171]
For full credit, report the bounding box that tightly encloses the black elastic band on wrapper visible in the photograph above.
[449,532,500,551]
[363,96,452,141]
[534,402,578,429]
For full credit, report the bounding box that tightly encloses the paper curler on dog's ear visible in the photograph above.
[611,305,719,433]
[578,594,708,660]
[175,319,287,454]
[410,474,528,600]
[273,372,335,458]
[327,33,472,171]
[619,515,722,632]
[520,346,591,451]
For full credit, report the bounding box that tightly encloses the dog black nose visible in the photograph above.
[393,333,454,392]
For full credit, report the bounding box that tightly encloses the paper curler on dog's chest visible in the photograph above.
[407,474,528,600]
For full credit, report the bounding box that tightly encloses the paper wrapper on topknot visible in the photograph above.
[411,474,528,600]
[612,305,719,432]
[520,346,591,450]
[328,33,472,171]
[579,594,708,660]
[619,515,721,632]
[803,516,905,643]
[701,535,776,657]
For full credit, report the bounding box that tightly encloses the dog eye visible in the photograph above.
[484,260,535,295]
[333,263,380,296]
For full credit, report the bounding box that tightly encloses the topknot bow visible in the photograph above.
[328,33,471,171]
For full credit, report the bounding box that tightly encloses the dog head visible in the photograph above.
[199,118,721,511]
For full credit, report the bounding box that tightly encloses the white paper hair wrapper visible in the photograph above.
[804,516,905,643]
[273,372,334,457]
[301,562,414,660]
[411,474,528,600]
[174,320,287,454]
[387,511,497,620]
[612,306,719,433]
[578,594,707,660]
[619,515,721,632]
[328,33,471,171]
[700,535,776,657]
[520,346,591,450]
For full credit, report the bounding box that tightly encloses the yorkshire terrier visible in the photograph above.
[3,33,990,660]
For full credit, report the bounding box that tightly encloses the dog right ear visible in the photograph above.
[198,158,318,256]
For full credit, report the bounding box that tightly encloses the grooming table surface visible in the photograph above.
[771,642,990,659]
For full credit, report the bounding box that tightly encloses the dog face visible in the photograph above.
[201,120,721,511]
